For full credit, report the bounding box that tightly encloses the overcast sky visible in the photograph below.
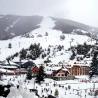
[0,0,98,27]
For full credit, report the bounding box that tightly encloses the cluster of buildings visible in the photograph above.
[43,61,90,80]
[0,59,91,80]
[31,60,91,80]
[0,61,28,76]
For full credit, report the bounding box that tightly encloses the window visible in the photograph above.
[62,74,64,76]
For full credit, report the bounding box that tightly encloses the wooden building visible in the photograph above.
[52,68,69,77]
[67,64,90,76]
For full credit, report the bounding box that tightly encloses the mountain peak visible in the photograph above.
[0,15,98,40]
[40,17,55,29]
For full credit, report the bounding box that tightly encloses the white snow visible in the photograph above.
[0,75,98,98]
[0,28,95,63]
[0,17,97,98]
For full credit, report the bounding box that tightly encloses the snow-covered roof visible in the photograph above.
[68,60,90,67]
[33,59,44,65]
[0,65,18,69]
[0,68,14,73]
[4,61,19,66]
[62,68,68,71]
[45,66,68,75]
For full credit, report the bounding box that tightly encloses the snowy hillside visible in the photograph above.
[0,17,95,64]
[0,17,98,98]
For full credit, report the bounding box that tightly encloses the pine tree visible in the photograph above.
[70,49,76,60]
[45,32,48,36]
[6,56,11,64]
[29,43,43,60]
[26,67,32,80]
[44,58,51,63]
[89,50,98,78]
[35,66,46,84]
[0,72,2,80]
[20,48,27,60]
[60,34,65,41]
[8,43,12,48]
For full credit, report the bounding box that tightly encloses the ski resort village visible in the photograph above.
[0,16,98,98]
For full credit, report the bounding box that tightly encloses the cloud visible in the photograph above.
[0,0,98,27]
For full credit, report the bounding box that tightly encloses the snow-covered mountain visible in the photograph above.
[0,16,98,98]
[0,15,98,40]
[0,15,43,40]
[0,17,96,64]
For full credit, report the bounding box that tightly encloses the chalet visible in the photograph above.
[51,67,69,80]
[45,66,63,77]
[0,68,15,75]
[0,63,18,75]
[0,64,27,75]
[52,68,69,77]
[0,61,21,74]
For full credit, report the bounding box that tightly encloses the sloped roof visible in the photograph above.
[3,61,19,66]
[21,61,35,68]
[52,67,68,76]
[0,65,17,69]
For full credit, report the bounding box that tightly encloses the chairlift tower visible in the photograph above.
[95,35,98,45]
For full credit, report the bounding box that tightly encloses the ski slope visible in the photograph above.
[0,17,95,63]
